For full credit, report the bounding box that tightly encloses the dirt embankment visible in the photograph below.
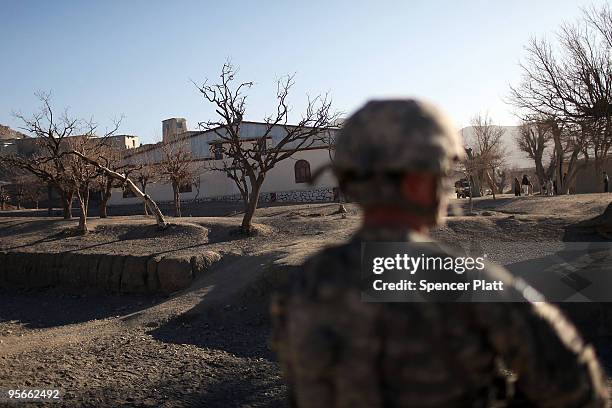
[460,192,612,218]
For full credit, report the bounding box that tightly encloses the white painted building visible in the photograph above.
[108,120,340,206]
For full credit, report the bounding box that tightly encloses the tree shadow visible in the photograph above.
[2,228,84,251]
[0,218,70,237]
[0,288,163,329]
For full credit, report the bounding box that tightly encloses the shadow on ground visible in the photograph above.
[72,368,288,408]
[0,289,163,329]
[149,252,292,360]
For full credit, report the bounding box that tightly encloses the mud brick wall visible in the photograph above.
[0,251,220,295]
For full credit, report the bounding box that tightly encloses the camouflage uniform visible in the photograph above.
[270,100,609,407]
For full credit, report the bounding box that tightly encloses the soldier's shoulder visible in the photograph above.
[303,239,360,270]
[288,240,361,298]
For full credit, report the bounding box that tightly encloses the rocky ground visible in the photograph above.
[1,193,612,407]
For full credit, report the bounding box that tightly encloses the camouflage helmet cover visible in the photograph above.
[333,99,465,179]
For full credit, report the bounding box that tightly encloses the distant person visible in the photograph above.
[521,174,530,196]
[514,177,521,196]
[563,172,568,194]
[547,178,554,196]
[604,171,609,193]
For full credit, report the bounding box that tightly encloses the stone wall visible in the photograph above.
[263,188,335,203]
[190,187,336,204]
[0,251,221,295]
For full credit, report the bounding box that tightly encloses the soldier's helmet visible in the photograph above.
[333,99,465,206]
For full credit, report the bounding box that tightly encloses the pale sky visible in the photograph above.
[0,0,598,144]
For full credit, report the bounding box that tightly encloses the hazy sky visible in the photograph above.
[0,0,598,144]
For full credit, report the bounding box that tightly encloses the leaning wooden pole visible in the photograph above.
[70,150,168,229]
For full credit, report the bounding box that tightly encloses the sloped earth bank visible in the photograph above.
[2,195,612,406]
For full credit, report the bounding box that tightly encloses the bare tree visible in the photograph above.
[509,5,612,191]
[59,118,125,233]
[585,3,612,48]
[3,92,78,218]
[9,171,44,209]
[66,135,103,233]
[495,167,509,194]
[6,168,28,209]
[516,118,552,187]
[69,149,167,229]
[158,140,200,217]
[194,62,339,233]
[465,114,507,200]
[22,175,45,209]
[0,186,9,210]
[93,145,138,218]
[130,149,157,216]
[192,174,202,203]
[547,118,590,194]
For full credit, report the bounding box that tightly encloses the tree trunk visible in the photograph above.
[485,170,496,200]
[47,184,53,216]
[100,196,109,218]
[68,150,167,229]
[141,181,149,216]
[241,179,263,233]
[99,179,113,218]
[61,190,73,219]
[77,189,89,234]
[562,148,582,194]
[172,183,181,217]
[595,161,604,193]
[551,122,566,194]
[534,155,545,190]
[125,178,166,228]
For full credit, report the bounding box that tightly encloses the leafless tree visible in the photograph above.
[65,134,103,233]
[194,62,339,233]
[585,3,612,48]
[465,114,507,199]
[22,175,45,209]
[0,186,9,210]
[130,149,157,216]
[3,92,78,218]
[495,168,509,194]
[5,93,167,232]
[516,118,553,187]
[57,117,128,233]
[91,144,139,218]
[547,118,590,194]
[192,174,202,203]
[69,148,167,229]
[9,171,44,209]
[509,5,612,191]
[159,140,200,217]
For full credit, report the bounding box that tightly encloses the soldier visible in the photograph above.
[270,99,609,408]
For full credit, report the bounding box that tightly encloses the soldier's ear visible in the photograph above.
[400,173,437,207]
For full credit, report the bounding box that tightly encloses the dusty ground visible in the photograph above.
[1,193,612,407]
